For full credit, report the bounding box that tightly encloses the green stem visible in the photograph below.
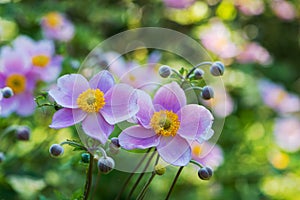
[185,61,213,79]
[83,153,94,200]
[189,160,204,168]
[171,69,184,80]
[60,140,87,151]
[136,172,156,200]
[164,166,184,200]
[136,154,160,200]
[126,149,156,200]
[184,86,203,92]
[114,148,152,200]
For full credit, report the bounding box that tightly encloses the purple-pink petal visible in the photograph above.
[48,87,75,108]
[100,84,138,124]
[50,108,86,129]
[177,105,214,140]
[119,126,160,150]
[13,35,35,53]
[49,74,89,108]
[81,113,114,144]
[2,47,30,75]
[39,56,63,82]
[34,40,55,56]
[135,90,155,128]
[89,70,115,93]
[0,74,5,88]
[153,82,186,113]
[157,135,191,166]
[15,92,36,116]
[25,72,38,92]
[0,95,18,117]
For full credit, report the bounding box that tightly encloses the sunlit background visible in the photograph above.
[0,0,300,199]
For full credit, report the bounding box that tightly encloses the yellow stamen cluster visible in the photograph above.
[6,74,26,94]
[77,89,105,113]
[32,55,50,68]
[44,12,62,28]
[150,110,180,137]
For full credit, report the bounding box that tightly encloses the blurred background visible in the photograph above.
[0,0,300,199]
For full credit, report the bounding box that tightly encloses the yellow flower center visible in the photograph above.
[274,90,287,105]
[77,89,105,113]
[6,74,27,94]
[150,110,180,137]
[44,12,63,28]
[192,145,202,157]
[32,55,50,68]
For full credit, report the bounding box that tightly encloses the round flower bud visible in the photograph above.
[97,156,115,174]
[16,126,30,141]
[194,68,204,79]
[110,137,120,148]
[198,167,213,180]
[81,153,90,163]
[201,86,214,100]
[210,61,225,76]
[159,65,171,78]
[49,144,64,157]
[108,137,120,155]
[154,164,166,175]
[0,152,5,163]
[2,87,14,98]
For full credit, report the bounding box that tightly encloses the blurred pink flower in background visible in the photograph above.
[237,42,272,65]
[259,79,300,113]
[203,87,234,118]
[274,117,300,152]
[191,141,224,170]
[199,21,240,59]
[234,0,265,16]
[0,47,37,117]
[13,36,62,82]
[97,51,163,93]
[41,12,74,42]
[163,0,195,9]
[271,0,296,21]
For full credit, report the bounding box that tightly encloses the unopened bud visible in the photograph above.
[194,69,204,79]
[2,87,14,98]
[16,126,30,141]
[81,153,90,163]
[154,164,166,175]
[49,144,64,157]
[159,65,171,78]
[97,156,115,174]
[210,61,225,76]
[201,86,214,100]
[198,167,213,180]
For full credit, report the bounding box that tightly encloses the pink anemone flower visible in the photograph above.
[41,12,74,42]
[0,47,37,117]
[119,82,214,166]
[13,35,62,82]
[49,70,138,144]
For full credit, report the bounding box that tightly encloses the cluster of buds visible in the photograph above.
[49,138,121,174]
[158,61,225,101]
